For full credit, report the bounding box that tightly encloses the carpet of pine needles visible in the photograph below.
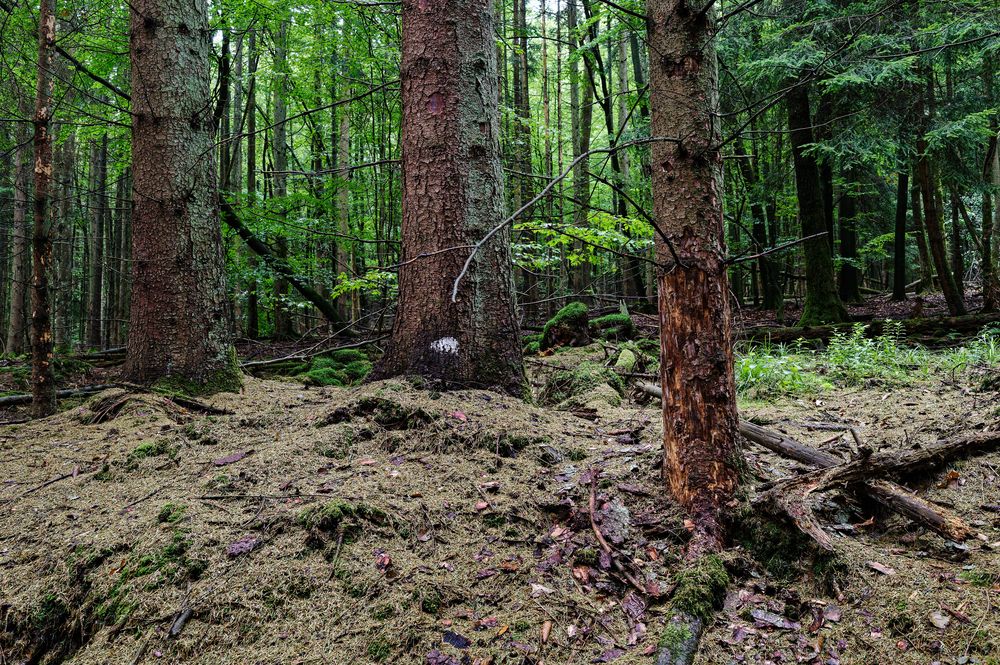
[0,343,998,665]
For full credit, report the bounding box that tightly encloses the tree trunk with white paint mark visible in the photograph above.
[370,0,525,396]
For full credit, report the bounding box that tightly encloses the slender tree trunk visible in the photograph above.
[336,99,352,322]
[647,0,740,557]
[950,191,965,295]
[911,180,932,291]
[787,82,848,325]
[916,141,965,314]
[891,171,909,300]
[86,135,107,348]
[124,0,241,392]
[7,98,31,355]
[31,0,56,417]
[568,0,593,298]
[245,29,259,340]
[54,130,74,348]
[370,0,526,396]
[982,57,998,312]
[271,19,292,339]
[838,174,862,302]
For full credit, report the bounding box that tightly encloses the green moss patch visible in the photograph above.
[540,361,625,407]
[670,555,729,621]
[590,313,636,341]
[541,302,591,350]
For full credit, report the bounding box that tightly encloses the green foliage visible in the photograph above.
[590,313,636,341]
[299,349,372,386]
[736,343,831,399]
[824,321,927,384]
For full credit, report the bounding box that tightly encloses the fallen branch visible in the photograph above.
[0,384,113,407]
[739,422,973,542]
[637,384,976,543]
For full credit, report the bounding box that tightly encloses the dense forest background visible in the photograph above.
[1,0,997,350]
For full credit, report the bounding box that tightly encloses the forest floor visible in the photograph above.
[1,331,999,664]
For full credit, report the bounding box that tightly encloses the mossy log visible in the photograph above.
[540,302,591,350]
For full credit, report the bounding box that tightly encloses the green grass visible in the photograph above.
[734,322,999,400]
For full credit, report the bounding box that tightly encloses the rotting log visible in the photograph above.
[757,429,1000,547]
[0,384,112,408]
[637,384,976,543]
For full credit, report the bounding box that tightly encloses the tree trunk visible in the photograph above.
[86,135,107,348]
[891,171,908,300]
[647,0,740,556]
[124,0,241,393]
[787,82,848,326]
[336,100,352,322]
[916,141,965,314]
[245,28,260,340]
[271,19,292,339]
[911,180,933,292]
[568,0,592,299]
[837,175,862,303]
[7,98,31,355]
[30,0,56,417]
[370,0,526,396]
[950,191,965,295]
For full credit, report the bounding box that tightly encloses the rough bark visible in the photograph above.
[369,0,526,396]
[7,98,31,355]
[647,0,740,557]
[30,0,56,417]
[124,0,241,393]
[786,83,848,326]
[245,28,260,340]
[568,0,593,298]
[891,171,908,301]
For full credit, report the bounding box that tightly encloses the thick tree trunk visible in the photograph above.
[891,171,908,300]
[7,101,31,355]
[124,0,241,393]
[647,0,740,556]
[30,0,56,418]
[370,0,525,396]
[787,83,848,325]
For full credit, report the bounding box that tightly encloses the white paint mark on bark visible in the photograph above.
[430,337,459,355]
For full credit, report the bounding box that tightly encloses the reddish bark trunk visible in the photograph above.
[647,0,740,555]
[370,0,525,396]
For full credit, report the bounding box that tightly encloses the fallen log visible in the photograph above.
[735,311,1000,346]
[636,383,976,543]
[758,430,1000,547]
[0,384,112,408]
[739,422,973,543]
